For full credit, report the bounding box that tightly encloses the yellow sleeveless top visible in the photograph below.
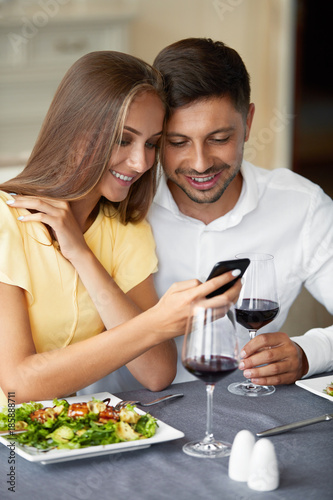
[0,191,158,405]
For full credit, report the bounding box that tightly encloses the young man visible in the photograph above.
[149,37,333,386]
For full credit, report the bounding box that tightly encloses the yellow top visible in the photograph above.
[0,191,158,405]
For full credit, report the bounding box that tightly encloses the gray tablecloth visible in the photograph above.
[1,370,332,500]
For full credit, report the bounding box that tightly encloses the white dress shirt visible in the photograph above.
[148,161,333,383]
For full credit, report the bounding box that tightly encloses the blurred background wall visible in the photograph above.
[0,0,296,172]
[0,0,332,334]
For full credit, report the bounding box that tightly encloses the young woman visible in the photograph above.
[0,51,240,404]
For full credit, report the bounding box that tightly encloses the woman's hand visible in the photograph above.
[6,194,147,329]
[7,195,88,262]
[150,271,242,339]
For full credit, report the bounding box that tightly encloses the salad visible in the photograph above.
[0,398,157,451]
[324,382,333,397]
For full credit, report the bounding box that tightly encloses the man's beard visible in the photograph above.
[166,161,241,204]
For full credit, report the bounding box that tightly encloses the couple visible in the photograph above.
[0,38,332,404]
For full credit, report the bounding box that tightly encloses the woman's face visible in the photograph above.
[98,91,165,202]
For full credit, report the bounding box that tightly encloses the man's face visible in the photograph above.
[162,97,254,206]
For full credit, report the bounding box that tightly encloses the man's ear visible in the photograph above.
[245,103,255,142]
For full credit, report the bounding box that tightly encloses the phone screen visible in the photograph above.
[206,258,250,298]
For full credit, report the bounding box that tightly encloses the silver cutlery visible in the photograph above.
[0,428,27,435]
[256,413,333,437]
[114,393,184,410]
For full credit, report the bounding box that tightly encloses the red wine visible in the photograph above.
[183,355,238,384]
[236,299,279,330]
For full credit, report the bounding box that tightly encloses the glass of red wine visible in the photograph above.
[182,300,239,458]
[228,253,280,397]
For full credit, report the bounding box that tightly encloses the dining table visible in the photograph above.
[1,369,332,500]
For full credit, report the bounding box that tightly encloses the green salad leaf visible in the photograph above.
[1,398,158,451]
[0,401,43,431]
[324,381,333,396]
[0,407,9,432]
[135,413,157,438]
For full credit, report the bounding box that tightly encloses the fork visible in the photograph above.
[114,393,184,410]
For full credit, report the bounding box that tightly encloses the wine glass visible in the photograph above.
[182,300,239,458]
[228,253,280,397]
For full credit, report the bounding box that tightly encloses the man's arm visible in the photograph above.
[239,185,333,385]
[291,327,333,377]
[239,322,333,385]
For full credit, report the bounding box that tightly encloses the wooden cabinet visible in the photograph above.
[0,0,137,168]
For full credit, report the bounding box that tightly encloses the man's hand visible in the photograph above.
[239,332,309,385]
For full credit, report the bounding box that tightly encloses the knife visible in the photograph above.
[256,413,333,437]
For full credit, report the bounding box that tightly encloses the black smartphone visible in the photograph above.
[206,258,250,298]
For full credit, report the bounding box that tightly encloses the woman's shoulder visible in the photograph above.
[0,191,17,220]
[0,191,26,251]
[0,191,50,244]
[0,190,13,202]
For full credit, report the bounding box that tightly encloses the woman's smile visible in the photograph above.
[110,169,135,184]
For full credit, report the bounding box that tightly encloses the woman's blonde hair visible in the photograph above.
[0,51,166,223]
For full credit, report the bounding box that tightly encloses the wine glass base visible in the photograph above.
[182,439,232,458]
[228,381,275,397]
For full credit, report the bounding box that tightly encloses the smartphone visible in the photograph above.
[206,258,250,298]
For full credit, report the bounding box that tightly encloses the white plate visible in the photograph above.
[0,392,184,464]
[295,375,333,402]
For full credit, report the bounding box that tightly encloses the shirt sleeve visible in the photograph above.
[110,217,158,294]
[292,187,333,377]
[292,328,333,377]
[0,193,34,303]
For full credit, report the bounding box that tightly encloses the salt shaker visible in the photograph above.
[228,430,255,482]
[247,438,279,491]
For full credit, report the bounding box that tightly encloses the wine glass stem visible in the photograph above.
[246,329,259,388]
[204,384,215,443]
[249,329,257,340]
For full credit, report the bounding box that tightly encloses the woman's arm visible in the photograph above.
[2,195,241,398]
[7,196,144,328]
[54,238,177,390]
[6,196,177,390]
[125,275,177,390]
[0,272,241,404]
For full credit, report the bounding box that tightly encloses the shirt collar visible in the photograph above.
[153,160,259,229]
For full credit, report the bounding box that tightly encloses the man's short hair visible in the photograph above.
[154,37,251,118]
